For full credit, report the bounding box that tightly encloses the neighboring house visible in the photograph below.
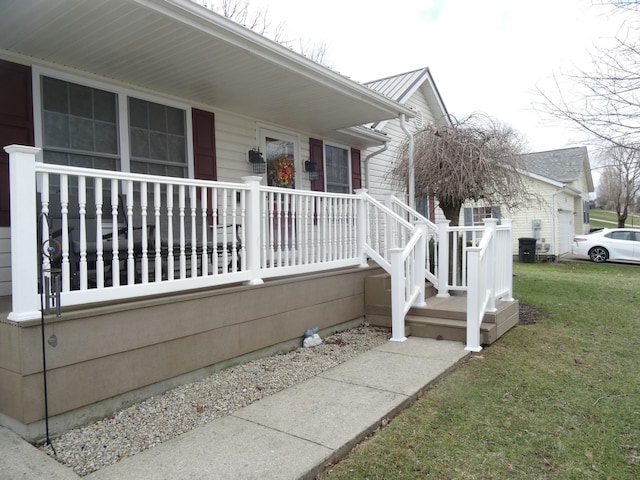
[461,147,594,258]
[362,68,450,221]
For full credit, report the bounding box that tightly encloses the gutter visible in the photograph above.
[399,114,415,209]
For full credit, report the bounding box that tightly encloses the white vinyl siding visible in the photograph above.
[363,86,436,201]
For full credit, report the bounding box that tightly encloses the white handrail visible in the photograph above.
[359,192,426,341]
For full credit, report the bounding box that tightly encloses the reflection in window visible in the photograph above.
[325,144,349,193]
[129,97,187,178]
[266,136,295,188]
[42,76,120,171]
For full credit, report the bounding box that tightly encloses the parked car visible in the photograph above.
[572,228,640,263]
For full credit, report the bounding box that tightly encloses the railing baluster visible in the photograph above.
[201,187,208,276]
[179,185,186,279]
[78,176,87,290]
[221,188,228,273]
[140,182,148,284]
[126,181,135,285]
[154,183,162,282]
[165,184,172,281]
[211,187,219,274]
[189,186,197,278]
[111,179,120,287]
[60,175,70,292]
[95,178,104,289]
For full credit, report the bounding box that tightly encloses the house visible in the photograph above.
[460,147,594,258]
[0,0,516,442]
[361,68,450,217]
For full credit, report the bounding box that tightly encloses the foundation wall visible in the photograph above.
[0,266,382,441]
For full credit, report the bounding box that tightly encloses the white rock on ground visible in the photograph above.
[41,323,390,476]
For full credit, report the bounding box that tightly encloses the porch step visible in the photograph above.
[364,273,520,347]
[405,316,495,345]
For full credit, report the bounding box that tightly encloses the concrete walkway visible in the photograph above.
[1,337,469,480]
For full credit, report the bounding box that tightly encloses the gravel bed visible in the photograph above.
[41,323,390,476]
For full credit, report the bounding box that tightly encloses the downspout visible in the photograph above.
[364,141,388,190]
[399,114,415,209]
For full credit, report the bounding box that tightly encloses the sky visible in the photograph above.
[249,0,630,164]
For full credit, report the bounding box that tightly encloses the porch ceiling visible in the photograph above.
[0,0,413,147]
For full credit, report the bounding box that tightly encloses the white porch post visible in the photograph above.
[484,218,498,312]
[436,220,450,297]
[5,145,41,321]
[389,247,407,342]
[413,221,428,307]
[242,176,264,285]
[465,245,483,353]
[502,219,514,301]
[354,189,369,268]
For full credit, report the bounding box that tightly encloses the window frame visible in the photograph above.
[32,66,194,178]
[471,206,493,226]
[323,141,351,194]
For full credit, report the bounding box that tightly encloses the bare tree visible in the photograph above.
[536,4,640,149]
[197,0,332,66]
[596,143,640,226]
[392,114,533,225]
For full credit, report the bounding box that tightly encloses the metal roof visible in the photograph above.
[364,67,449,131]
[0,0,414,148]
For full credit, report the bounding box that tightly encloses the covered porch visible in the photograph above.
[1,145,517,441]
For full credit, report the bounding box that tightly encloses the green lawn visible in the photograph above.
[590,208,640,229]
[323,262,640,479]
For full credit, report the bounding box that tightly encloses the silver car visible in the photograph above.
[572,228,640,263]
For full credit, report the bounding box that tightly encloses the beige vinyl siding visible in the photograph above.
[506,178,575,256]
[459,168,593,257]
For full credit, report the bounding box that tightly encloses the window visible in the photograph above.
[464,206,501,226]
[39,72,189,178]
[606,231,634,241]
[129,97,187,177]
[42,76,119,170]
[471,206,493,226]
[325,144,350,193]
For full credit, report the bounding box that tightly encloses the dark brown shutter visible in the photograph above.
[0,60,33,227]
[192,108,216,223]
[192,108,217,181]
[350,148,361,192]
[309,137,324,192]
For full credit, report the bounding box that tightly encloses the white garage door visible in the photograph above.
[558,211,574,255]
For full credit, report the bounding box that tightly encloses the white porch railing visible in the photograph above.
[5,145,513,350]
[357,192,426,341]
[464,218,514,351]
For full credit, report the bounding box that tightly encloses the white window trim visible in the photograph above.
[32,66,194,178]
[257,126,300,186]
[323,140,351,193]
